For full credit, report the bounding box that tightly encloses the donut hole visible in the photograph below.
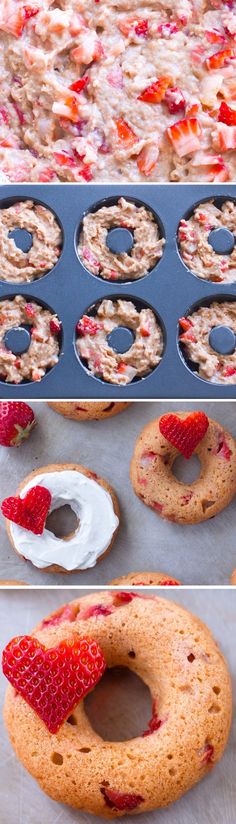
[84,666,152,742]
[107,327,135,354]
[208,227,235,256]
[8,227,33,253]
[173,454,201,484]
[106,227,134,255]
[46,505,79,540]
[4,326,31,356]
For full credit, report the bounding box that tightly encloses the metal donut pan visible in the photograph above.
[0,182,236,399]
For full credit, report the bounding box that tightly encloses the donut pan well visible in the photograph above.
[0,183,236,399]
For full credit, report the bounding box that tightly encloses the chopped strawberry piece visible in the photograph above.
[159,578,180,585]
[140,325,150,337]
[82,604,112,618]
[115,118,137,145]
[1,485,51,535]
[143,704,164,736]
[164,87,186,114]
[206,47,234,70]
[24,303,35,319]
[76,315,101,336]
[53,152,77,167]
[201,743,214,764]
[0,401,35,447]
[213,122,236,150]
[79,166,93,181]
[218,100,236,126]
[2,635,106,734]
[117,362,127,374]
[69,75,89,93]
[114,591,136,606]
[101,788,144,811]
[159,412,209,460]
[205,29,226,44]
[138,77,171,104]
[179,316,193,331]
[118,17,148,37]
[50,318,61,336]
[167,118,202,157]
[179,331,196,342]
[5,6,39,37]
[39,167,56,182]
[137,143,159,175]
[157,22,179,37]
[134,20,148,37]
[222,365,236,377]
[0,106,9,125]
[82,247,100,269]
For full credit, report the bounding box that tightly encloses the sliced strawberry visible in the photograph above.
[213,122,236,150]
[164,87,186,114]
[69,75,89,93]
[1,485,51,535]
[159,412,209,459]
[0,402,35,447]
[167,118,201,157]
[115,118,137,145]
[2,635,106,734]
[137,143,159,175]
[218,100,236,125]
[138,77,171,104]
[206,47,234,70]
[178,316,193,331]
[76,315,101,336]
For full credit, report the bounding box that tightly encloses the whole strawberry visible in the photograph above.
[0,402,36,447]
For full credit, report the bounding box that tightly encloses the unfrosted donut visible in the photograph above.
[3,463,120,573]
[109,571,181,586]
[3,590,232,817]
[48,401,131,421]
[230,569,236,585]
[130,411,236,524]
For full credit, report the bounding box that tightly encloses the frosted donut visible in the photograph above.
[78,197,164,281]
[109,571,181,586]
[3,590,232,817]
[48,401,131,421]
[4,463,120,573]
[0,199,62,283]
[230,569,236,585]
[130,412,236,525]
[178,200,236,284]
[0,295,60,383]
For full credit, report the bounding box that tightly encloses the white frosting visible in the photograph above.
[9,469,119,571]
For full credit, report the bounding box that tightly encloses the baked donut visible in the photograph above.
[0,580,27,586]
[0,295,60,383]
[178,200,236,284]
[2,463,120,573]
[0,200,62,283]
[3,590,232,817]
[130,411,236,525]
[109,572,181,586]
[48,401,131,421]
[78,197,164,281]
[76,299,163,385]
[179,301,236,384]
[230,569,236,585]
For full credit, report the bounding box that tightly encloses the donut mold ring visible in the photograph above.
[179,301,236,384]
[178,200,236,284]
[4,463,120,573]
[76,299,163,385]
[0,295,60,383]
[109,571,181,586]
[0,200,62,283]
[3,590,232,817]
[230,569,236,585]
[48,401,131,421]
[78,197,164,282]
[130,412,236,525]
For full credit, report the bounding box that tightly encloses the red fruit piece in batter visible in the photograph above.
[76,316,101,336]
[24,303,36,319]
[159,412,209,459]
[159,579,180,586]
[216,437,232,461]
[2,635,106,734]
[206,47,234,70]
[101,788,144,811]
[113,591,136,606]
[218,101,236,126]
[143,703,164,736]
[201,743,214,764]
[138,76,171,103]
[82,604,113,619]
[50,318,61,336]
[1,485,51,535]
[41,604,77,628]
[164,87,186,114]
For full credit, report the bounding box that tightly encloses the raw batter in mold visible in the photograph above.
[178,200,236,283]
[0,295,60,383]
[76,298,163,385]
[179,301,236,384]
[79,197,164,281]
[1,1,236,183]
[0,200,62,282]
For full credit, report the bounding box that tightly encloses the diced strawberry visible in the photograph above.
[79,165,93,181]
[205,29,226,44]
[159,578,180,585]
[213,122,236,150]
[140,324,150,337]
[222,365,236,377]
[3,6,39,38]
[82,247,100,269]
[218,100,236,125]
[137,143,159,175]
[24,303,36,319]
[39,167,56,182]
[53,152,77,167]
[179,331,196,342]
[157,22,179,37]
[117,362,127,374]
[134,20,148,37]
[118,17,148,38]
[201,743,214,765]
[101,788,144,812]
[138,77,171,104]
[206,47,234,70]
[69,75,89,93]
[167,118,202,157]
[179,316,193,331]
[76,315,101,336]
[0,106,9,125]
[164,87,186,114]
[115,118,137,145]
[50,318,61,336]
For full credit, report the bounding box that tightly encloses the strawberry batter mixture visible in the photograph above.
[178,199,236,282]
[0,1,236,183]
[76,299,163,384]
[78,197,164,280]
[0,295,60,383]
[0,200,62,282]
[179,301,236,383]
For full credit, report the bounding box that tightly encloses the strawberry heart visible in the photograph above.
[159,412,209,459]
[2,635,106,733]
[1,484,51,535]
